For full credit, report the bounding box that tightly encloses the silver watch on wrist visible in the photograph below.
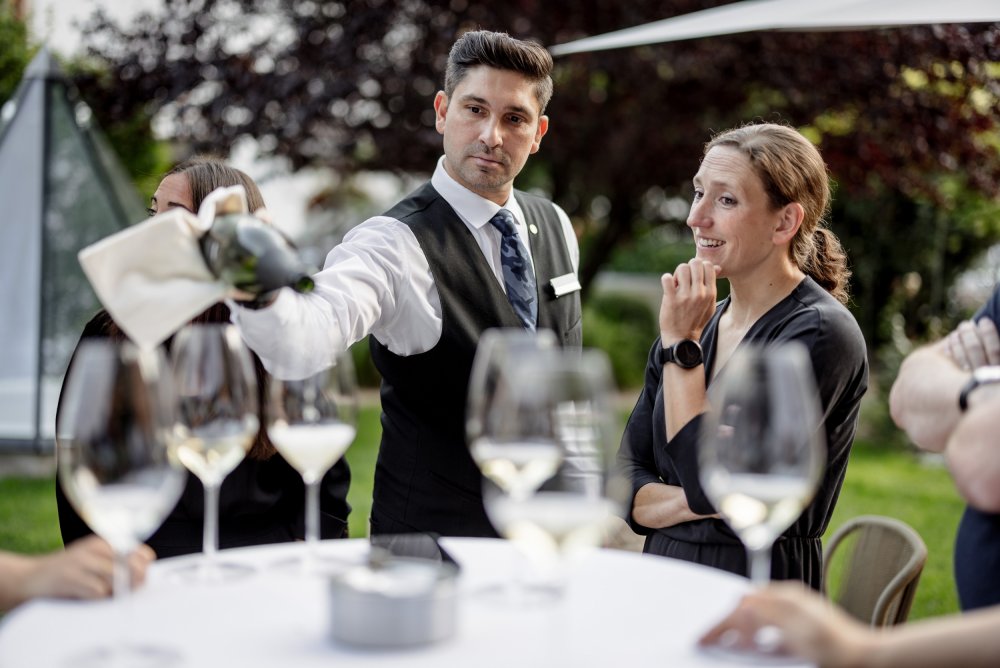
[959,365,1000,412]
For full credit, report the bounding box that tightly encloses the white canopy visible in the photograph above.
[549,0,1000,56]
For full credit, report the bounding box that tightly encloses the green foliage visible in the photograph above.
[67,59,173,200]
[601,225,696,274]
[344,404,380,538]
[583,293,657,389]
[350,337,381,389]
[70,2,1000,364]
[0,10,167,205]
[0,8,33,105]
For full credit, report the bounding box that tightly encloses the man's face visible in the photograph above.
[434,66,549,206]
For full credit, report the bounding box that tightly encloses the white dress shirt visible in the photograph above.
[233,157,579,378]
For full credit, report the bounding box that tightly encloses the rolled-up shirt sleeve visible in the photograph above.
[232,216,440,379]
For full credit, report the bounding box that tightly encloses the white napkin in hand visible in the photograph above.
[78,185,251,349]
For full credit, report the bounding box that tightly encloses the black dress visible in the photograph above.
[618,277,868,589]
[55,308,352,558]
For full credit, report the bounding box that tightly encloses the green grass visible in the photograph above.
[0,477,61,554]
[0,406,966,621]
[344,405,380,538]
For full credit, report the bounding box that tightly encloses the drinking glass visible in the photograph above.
[57,339,187,666]
[466,328,560,501]
[480,348,627,601]
[170,323,260,581]
[266,352,358,574]
[698,343,826,658]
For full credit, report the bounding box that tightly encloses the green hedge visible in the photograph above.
[583,293,658,390]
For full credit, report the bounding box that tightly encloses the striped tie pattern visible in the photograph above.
[488,209,537,330]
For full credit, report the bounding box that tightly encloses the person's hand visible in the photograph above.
[21,536,156,603]
[659,259,719,343]
[944,318,1000,371]
[698,582,874,667]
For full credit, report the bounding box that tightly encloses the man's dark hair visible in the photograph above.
[444,30,554,114]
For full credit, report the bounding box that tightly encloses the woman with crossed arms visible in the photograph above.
[618,123,868,587]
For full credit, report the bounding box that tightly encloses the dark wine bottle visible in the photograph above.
[199,212,315,295]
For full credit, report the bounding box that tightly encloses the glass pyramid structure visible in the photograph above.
[0,48,145,452]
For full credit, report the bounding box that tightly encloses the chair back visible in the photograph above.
[823,514,928,627]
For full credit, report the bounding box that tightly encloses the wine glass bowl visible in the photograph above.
[466,328,561,501]
[56,339,187,665]
[699,342,827,585]
[266,352,358,574]
[477,347,626,600]
[169,323,260,581]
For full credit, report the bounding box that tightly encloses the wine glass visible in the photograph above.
[56,339,187,666]
[480,348,627,602]
[266,352,358,574]
[466,328,560,501]
[169,323,260,582]
[698,342,826,658]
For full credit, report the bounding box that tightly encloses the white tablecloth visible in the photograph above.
[0,538,812,667]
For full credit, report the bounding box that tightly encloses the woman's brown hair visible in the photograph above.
[706,123,851,305]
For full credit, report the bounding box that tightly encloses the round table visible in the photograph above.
[0,538,812,667]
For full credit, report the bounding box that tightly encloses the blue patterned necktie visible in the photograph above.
[488,209,537,330]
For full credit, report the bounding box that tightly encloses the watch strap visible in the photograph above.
[959,366,1000,412]
[959,377,977,412]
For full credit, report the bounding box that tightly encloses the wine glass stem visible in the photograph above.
[112,549,133,651]
[305,476,320,546]
[747,544,773,587]
[203,481,221,562]
[112,549,130,598]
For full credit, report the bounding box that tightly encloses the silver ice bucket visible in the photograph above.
[329,552,459,647]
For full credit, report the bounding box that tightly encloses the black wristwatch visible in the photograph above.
[658,339,704,369]
[958,365,1000,411]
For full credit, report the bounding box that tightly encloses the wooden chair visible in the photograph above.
[823,515,928,627]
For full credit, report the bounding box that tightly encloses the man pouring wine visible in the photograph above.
[231,30,582,537]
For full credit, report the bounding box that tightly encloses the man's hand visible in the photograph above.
[944,318,1000,370]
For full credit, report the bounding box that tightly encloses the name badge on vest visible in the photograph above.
[549,273,582,299]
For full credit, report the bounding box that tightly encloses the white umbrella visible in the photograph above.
[549,0,1000,56]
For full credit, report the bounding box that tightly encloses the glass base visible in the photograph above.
[699,626,806,665]
[67,643,181,668]
[699,645,806,665]
[466,579,564,608]
[161,559,255,584]
[268,551,358,577]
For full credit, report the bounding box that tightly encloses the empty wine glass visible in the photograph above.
[699,342,826,659]
[466,328,560,501]
[169,323,260,582]
[57,339,187,666]
[266,352,358,574]
[480,348,627,602]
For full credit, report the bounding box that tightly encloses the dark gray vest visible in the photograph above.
[368,182,582,536]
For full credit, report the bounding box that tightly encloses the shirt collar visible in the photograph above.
[431,156,526,230]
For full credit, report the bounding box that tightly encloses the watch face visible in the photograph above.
[674,339,703,368]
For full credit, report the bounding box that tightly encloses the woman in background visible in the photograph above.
[56,157,352,557]
[618,123,868,588]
